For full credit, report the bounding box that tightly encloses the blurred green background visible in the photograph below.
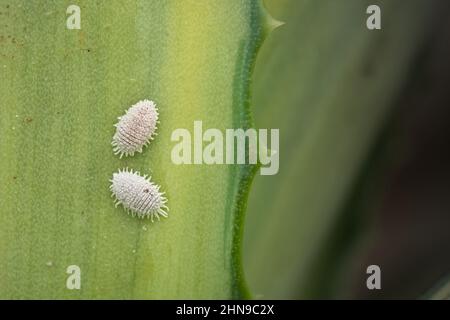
[243,0,450,299]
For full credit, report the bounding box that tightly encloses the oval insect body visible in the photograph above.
[110,168,169,221]
[112,99,159,158]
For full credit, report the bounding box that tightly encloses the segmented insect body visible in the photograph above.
[110,168,169,221]
[112,99,159,158]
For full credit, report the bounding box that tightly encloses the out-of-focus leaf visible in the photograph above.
[244,0,442,299]
[427,276,450,300]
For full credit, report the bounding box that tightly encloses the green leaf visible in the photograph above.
[0,0,274,299]
[427,277,450,300]
[244,0,441,299]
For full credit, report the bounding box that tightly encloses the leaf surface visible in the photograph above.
[0,0,272,299]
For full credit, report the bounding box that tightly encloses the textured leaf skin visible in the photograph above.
[0,0,274,299]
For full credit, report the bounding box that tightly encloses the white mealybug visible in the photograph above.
[110,168,169,221]
[112,99,159,158]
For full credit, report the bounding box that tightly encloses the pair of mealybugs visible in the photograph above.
[110,100,168,222]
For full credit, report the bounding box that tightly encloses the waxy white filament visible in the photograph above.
[110,168,168,221]
[112,99,159,158]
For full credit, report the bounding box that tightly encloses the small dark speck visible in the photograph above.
[6,5,9,9]
[13,176,17,180]
[143,189,149,193]
[24,117,33,123]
